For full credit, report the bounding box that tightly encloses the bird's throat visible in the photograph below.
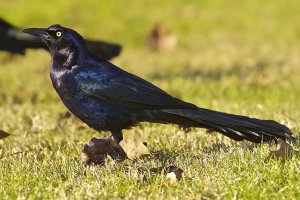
[52,46,77,69]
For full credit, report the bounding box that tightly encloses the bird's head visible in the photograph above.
[23,24,86,51]
[23,24,90,67]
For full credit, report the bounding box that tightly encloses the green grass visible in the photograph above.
[0,0,300,199]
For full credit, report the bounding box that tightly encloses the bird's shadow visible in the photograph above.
[151,150,178,161]
[201,142,257,154]
[148,141,255,163]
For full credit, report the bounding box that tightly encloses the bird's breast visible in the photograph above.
[50,67,81,102]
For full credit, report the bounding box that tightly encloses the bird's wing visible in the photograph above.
[72,63,195,110]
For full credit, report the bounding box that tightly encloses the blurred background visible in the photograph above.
[0,0,299,136]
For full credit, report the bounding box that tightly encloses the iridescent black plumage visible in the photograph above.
[23,24,293,143]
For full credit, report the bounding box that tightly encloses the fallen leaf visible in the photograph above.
[82,137,127,166]
[0,130,10,140]
[119,134,151,160]
[257,73,275,86]
[150,165,184,180]
[267,138,299,160]
[146,23,177,51]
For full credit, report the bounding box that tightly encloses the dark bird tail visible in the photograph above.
[160,108,293,142]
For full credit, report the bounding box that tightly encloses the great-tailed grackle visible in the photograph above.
[23,24,293,143]
[0,19,121,60]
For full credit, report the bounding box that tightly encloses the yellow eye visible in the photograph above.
[56,31,62,37]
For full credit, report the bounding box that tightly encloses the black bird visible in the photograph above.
[0,19,121,60]
[23,24,293,143]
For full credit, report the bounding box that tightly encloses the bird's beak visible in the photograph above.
[23,28,51,39]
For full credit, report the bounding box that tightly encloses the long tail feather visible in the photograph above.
[162,108,293,143]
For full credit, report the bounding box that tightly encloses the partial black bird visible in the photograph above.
[0,19,121,60]
[23,24,293,143]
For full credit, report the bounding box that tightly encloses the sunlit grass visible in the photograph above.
[0,0,300,199]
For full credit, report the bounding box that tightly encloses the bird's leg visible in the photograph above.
[111,130,123,144]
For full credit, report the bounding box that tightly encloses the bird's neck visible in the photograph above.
[51,43,90,70]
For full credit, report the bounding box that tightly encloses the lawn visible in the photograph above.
[0,0,300,199]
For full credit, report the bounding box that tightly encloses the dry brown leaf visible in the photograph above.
[146,23,177,51]
[119,134,151,160]
[0,130,10,140]
[267,138,299,160]
[82,137,127,166]
[257,74,275,86]
[150,165,184,180]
